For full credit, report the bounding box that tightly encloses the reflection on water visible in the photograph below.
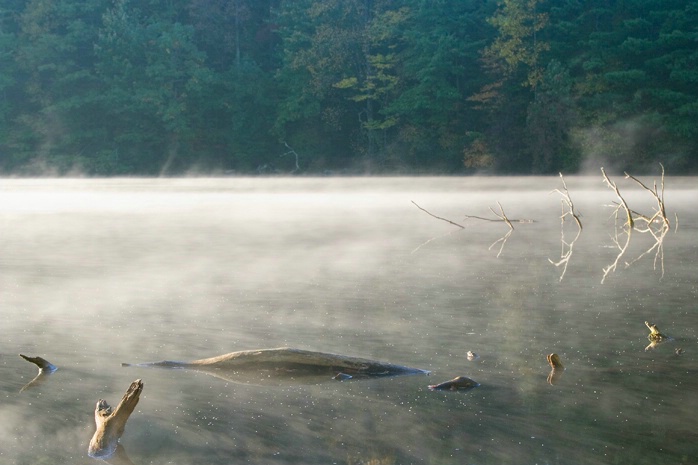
[1,177,697,464]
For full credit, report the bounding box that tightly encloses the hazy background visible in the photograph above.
[1,176,697,464]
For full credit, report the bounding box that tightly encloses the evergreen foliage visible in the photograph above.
[0,0,695,175]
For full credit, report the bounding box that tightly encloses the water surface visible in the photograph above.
[1,177,697,464]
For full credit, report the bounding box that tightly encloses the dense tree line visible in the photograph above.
[0,0,696,175]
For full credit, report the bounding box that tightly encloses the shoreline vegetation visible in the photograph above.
[0,0,696,177]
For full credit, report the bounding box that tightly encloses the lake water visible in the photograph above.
[1,176,697,465]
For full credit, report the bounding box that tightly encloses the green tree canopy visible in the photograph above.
[0,0,695,175]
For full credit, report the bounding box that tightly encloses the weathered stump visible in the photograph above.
[88,379,143,459]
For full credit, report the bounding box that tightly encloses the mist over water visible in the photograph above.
[1,177,697,465]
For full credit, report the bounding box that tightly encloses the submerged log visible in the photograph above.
[123,347,430,384]
[19,354,57,392]
[88,379,143,460]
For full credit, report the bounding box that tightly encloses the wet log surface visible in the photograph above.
[88,379,143,460]
[123,347,430,384]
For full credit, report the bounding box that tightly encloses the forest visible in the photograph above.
[0,0,696,176]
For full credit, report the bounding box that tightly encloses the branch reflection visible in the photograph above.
[546,353,565,385]
[600,165,674,284]
[549,173,583,281]
[411,200,533,257]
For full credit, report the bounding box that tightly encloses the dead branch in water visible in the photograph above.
[463,201,534,226]
[485,202,514,257]
[624,164,671,231]
[409,201,465,253]
[19,354,57,392]
[600,167,637,283]
[600,165,673,283]
[601,167,635,229]
[411,201,465,229]
[468,202,534,257]
[550,173,582,231]
[411,200,533,257]
[549,173,583,281]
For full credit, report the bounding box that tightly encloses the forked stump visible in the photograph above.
[88,379,144,459]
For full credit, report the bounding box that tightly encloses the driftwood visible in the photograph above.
[88,379,144,460]
[601,165,674,283]
[411,200,533,257]
[546,353,565,385]
[123,347,429,385]
[549,173,583,281]
[19,354,57,392]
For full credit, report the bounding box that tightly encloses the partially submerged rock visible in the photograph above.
[19,354,57,392]
[123,347,430,384]
[428,376,479,391]
[88,379,144,460]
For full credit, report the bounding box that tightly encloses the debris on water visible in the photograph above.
[546,353,565,385]
[428,376,479,391]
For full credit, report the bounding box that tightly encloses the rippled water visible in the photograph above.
[1,176,697,465]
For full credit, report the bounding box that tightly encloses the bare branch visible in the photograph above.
[411,201,465,229]
[549,173,583,230]
[468,202,532,256]
[463,203,534,225]
[601,167,634,229]
[601,227,632,283]
[548,210,582,281]
[623,162,670,231]
[600,164,674,283]
[412,200,532,257]
[549,173,583,281]
[489,202,515,230]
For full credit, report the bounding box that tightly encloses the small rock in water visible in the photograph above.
[428,376,479,391]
